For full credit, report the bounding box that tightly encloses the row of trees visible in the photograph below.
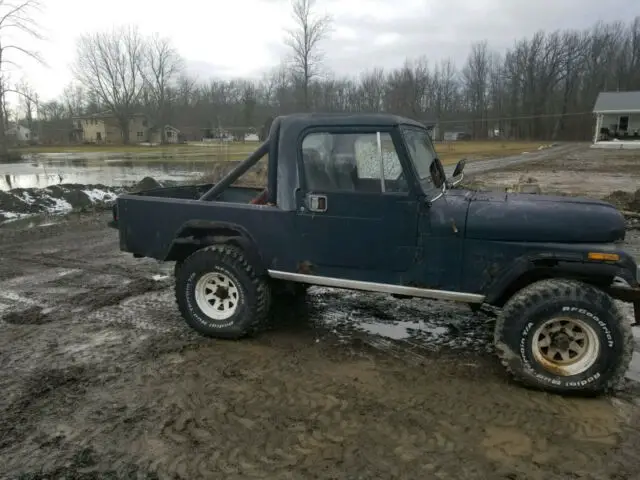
[2,0,640,150]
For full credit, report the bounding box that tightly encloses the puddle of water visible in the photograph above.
[358,320,449,340]
[0,154,216,191]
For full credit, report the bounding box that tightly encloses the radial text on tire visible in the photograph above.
[174,244,271,339]
[494,278,634,395]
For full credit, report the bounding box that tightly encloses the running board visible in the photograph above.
[267,270,485,304]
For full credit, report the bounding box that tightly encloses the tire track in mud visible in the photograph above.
[0,238,173,327]
[18,342,631,480]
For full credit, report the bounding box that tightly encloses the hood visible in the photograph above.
[465,191,626,243]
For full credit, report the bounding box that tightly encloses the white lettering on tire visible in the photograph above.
[561,306,614,347]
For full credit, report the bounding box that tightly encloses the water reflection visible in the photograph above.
[0,154,211,191]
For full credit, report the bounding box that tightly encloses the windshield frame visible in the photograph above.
[399,124,441,193]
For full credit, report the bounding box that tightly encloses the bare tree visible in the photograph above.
[358,68,386,112]
[462,41,491,138]
[142,34,183,142]
[0,0,43,158]
[16,77,35,129]
[35,15,640,145]
[73,25,147,143]
[284,0,332,110]
[40,100,65,121]
[61,83,86,118]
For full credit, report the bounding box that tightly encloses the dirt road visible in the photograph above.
[1,144,639,479]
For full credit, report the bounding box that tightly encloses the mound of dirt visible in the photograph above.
[604,189,640,212]
[130,176,162,193]
[0,183,125,223]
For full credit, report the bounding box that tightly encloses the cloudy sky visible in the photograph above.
[4,0,635,106]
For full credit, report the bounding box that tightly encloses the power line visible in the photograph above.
[437,111,594,124]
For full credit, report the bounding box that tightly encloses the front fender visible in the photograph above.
[483,251,638,306]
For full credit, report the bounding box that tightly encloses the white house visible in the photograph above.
[149,125,180,144]
[592,91,640,148]
[6,124,37,143]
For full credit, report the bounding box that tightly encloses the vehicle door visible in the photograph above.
[294,126,420,279]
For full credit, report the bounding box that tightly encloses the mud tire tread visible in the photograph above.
[494,278,634,395]
[174,244,271,339]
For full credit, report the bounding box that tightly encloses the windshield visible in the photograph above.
[400,126,438,190]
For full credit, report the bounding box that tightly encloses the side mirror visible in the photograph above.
[448,158,466,188]
[427,158,447,206]
[452,158,466,178]
[430,158,446,189]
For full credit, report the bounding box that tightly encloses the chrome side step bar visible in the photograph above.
[267,270,485,304]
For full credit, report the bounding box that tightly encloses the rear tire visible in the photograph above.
[174,244,271,339]
[494,278,633,395]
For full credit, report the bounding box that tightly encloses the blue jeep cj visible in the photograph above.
[110,113,640,396]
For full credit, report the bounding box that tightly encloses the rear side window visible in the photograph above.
[301,131,407,193]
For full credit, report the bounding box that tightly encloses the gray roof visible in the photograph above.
[593,91,640,112]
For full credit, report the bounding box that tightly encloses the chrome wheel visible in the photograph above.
[195,272,240,320]
[531,317,600,376]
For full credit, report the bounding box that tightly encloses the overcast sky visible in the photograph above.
[4,0,635,107]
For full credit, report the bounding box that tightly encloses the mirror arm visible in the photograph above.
[450,172,464,187]
[427,183,446,207]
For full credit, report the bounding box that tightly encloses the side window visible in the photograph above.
[301,132,407,193]
[353,133,403,188]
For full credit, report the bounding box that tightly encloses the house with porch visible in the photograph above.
[592,91,640,149]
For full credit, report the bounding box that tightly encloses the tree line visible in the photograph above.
[2,0,640,147]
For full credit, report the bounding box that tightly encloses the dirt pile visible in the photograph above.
[0,183,125,223]
[0,178,181,224]
[604,189,640,213]
[129,176,163,193]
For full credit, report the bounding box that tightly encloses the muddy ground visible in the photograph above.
[1,143,640,480]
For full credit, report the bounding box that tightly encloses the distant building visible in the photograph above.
[443,128,472,142]
[149,125,181,144]
[72,112,180,144]
[592,91,640,146]
[6,124,37,143]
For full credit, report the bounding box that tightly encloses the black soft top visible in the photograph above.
[274,112,425,130]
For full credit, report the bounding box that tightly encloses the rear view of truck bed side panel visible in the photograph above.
[116,195,295,269]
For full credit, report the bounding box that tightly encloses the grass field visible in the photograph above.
[11,141,551,165]
[433,140,552,165]
[12,143,252,154]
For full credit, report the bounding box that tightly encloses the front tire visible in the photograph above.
[494,279,634,395]
[174,244,271,339]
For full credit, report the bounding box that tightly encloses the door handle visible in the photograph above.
[307,194,327,212]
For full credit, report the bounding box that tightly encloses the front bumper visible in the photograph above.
[608,270,640,326]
